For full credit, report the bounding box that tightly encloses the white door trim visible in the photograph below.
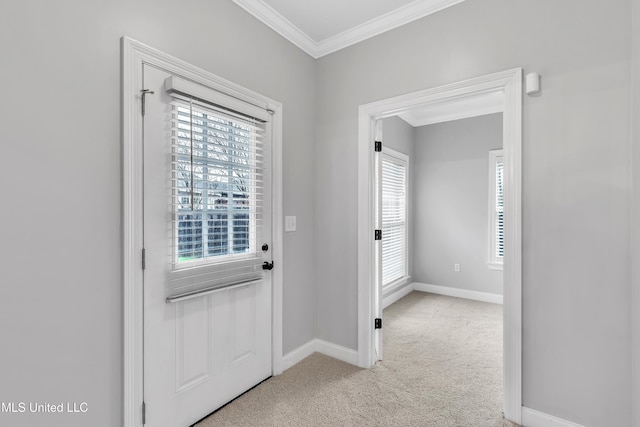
[357,68,523,424]
[122,36,284,427]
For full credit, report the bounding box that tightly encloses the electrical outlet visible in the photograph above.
[454,264,460,272]
[285,216,297,232]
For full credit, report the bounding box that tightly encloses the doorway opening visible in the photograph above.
[357,68,523,424]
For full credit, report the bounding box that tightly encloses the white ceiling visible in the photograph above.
[233,0,466,58]
[262,0,416,42]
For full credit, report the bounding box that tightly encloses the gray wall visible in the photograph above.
[413,114,503,295]
[381,116,415,287]
[633,0,640,425]
[0,1,636,426]
[315,0,631,425]
[0,1,317,426]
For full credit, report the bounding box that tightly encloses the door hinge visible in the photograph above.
[141,89,154,116]
[141,248,146,270]
[375,318,382,329]
[375,230,382,241]
[142,401,146,425]
[374,140,382,152]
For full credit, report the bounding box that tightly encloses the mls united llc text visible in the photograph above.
[1,402,88,414]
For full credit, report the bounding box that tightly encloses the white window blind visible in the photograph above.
[381,151,408,287]
[488,149,504,269]
[167,91,268,297]
[496,160,504,258]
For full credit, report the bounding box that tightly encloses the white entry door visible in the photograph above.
[142,64,273,427]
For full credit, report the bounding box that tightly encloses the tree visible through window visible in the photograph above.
[171,101,263,265]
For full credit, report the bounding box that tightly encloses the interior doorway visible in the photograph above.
[357,68,523,424]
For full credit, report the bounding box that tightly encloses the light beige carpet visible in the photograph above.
[196,291,514,427]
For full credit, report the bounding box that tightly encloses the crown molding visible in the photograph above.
[397,89,504,127]
[399,103,503,127]
[314,0,466,57]
[233,0,466,59]
[233,0,318,57]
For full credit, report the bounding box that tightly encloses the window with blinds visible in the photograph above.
[381,149,408,287]
[488,149,504,269]
[496,161,504,258]
[170,98,264,270]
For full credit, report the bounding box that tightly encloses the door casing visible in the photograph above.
[122,36,284,427]
[357,68,523,424]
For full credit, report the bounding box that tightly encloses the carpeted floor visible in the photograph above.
[195,291,511,427]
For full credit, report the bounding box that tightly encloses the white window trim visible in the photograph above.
[488,149,504,271]
[381,146,409,288]
[488,262,503,271]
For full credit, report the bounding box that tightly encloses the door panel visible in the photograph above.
[231,285,256,364]
[175,297,211,392]
[142,64,272,426]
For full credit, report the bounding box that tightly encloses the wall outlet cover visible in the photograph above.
[285,216,297,232]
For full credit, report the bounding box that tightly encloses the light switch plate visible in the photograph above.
[285,216,296,232]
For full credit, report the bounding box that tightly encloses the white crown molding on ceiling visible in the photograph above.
[233,0,466,59]
[233,0,318,57]
[398,91,504,127]
[398,103,503,127]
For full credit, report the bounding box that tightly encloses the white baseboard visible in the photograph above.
[282,339,359,371]
[383,282,414,309]
[282,339,317,371]
[283,282,501,373]
[521,407,585,427]
[315,339,359,365]
[413,282,503,305]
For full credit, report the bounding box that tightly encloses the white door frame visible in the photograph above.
[121,36,284,427]
[357,68,523,424]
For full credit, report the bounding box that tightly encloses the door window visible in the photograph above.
[170,99,265,269]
